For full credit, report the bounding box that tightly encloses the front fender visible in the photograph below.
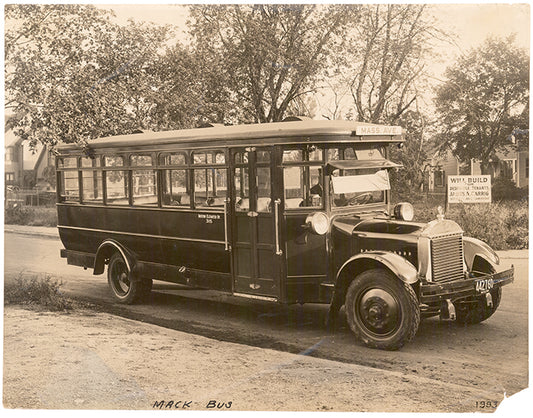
[463,236,499,271]
[336,251,418,285]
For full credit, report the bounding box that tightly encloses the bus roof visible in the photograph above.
[57,119,404,152]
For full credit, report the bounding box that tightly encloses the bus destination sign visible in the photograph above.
[447,175,491,204]
[355,125,403,136]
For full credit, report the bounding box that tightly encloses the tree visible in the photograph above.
[389,108,431,197]
[341,4,445,124]
[188,4,359,123]
[434,36,529,170]
[154,42,237,127]
[5,4,175,150]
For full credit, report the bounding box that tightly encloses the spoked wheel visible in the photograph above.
[107,252,151,304]
[345,269,420,350]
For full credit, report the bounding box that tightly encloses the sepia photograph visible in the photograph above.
[2,1,529,414]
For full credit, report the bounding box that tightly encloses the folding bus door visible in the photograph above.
[230,148,281,299]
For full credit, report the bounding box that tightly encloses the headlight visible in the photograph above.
[305,212,329,235]
[393,202,414,221]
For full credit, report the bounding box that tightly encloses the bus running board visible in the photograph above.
[233,292,278,302]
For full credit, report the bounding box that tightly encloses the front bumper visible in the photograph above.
[420,266,514,304]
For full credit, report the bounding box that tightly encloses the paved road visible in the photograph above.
[4,230,529,410]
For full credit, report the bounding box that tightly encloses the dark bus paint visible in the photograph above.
[56,119,514,350]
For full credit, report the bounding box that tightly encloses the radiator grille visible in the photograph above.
[430,233,464,282]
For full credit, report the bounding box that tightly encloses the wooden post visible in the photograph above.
[444,177,449,213]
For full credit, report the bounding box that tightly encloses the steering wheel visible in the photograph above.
[347,192,373,205]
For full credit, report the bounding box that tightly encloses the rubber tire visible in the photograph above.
[107,252,150,304]
[455,287,502,325]
[345,269,420,350]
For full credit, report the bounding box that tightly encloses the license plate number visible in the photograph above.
[475,278,494,293]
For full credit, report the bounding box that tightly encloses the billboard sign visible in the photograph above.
[447,175,491,203]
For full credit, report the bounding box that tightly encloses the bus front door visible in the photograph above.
[231,148,281,299]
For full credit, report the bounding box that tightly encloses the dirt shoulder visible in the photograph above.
[2,305,519,412]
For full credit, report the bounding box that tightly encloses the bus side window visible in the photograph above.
[104,155,129,205]
[132,169,157,206]
[283,166,304,208]
[130,153,157,206]
[234,166,249,211]
[59,157,80,202]
[162,169,190,207]
[81,156,103,203]
[283,166,323,209]
[194,168,226,208]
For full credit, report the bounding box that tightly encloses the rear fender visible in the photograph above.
[93,239,138,277]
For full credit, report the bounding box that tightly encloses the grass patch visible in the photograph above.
[5,274,72,311]
[4,205,57,227]
[407,195,528,250]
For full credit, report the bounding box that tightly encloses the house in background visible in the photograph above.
[425,139,529,194]
[470,144,529,189]
[4,127,55,191]
[426,146,460,194]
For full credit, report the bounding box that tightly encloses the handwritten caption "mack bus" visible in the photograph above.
[153,400,232,409]
[447,175,491,204]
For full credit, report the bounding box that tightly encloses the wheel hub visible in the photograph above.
[359,288,400,334]
[118,272,130,293]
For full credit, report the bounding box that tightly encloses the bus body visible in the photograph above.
[56,119,513,350]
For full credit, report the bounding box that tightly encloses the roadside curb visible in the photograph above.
[4,225,59,240]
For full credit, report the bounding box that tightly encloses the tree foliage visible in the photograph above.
[389,109,430,196]
[189,4,359,123]
[434,36,529,167]
[5,4,175,149]
[342,4,444,124]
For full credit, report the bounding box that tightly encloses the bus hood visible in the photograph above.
[331,216,427,267]
[332,216,426,242]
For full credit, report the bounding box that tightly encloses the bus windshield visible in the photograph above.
[331,169,389,207]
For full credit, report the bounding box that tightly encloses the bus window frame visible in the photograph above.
[80,155,104,204]
[101,154,131,206]
[158,151,191,209]
[191,149,228,211]
[130,152,158,207]
[281,145,325,211]
[57,156,81,203]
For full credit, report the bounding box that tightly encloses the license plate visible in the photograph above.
[475,278,494,293]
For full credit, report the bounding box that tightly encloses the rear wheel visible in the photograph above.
[345,269,420,350]
[107,252,151,304]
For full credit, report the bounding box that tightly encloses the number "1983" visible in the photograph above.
[476,400,498,408]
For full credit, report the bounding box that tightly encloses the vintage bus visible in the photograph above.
[56,118,514,350]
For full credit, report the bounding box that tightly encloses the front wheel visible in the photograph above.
[345,269,420,350]
[107,252,151,304]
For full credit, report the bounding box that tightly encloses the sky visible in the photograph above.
[93,2,530,115]
[99,2,530,53]
[3,2,531,119]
